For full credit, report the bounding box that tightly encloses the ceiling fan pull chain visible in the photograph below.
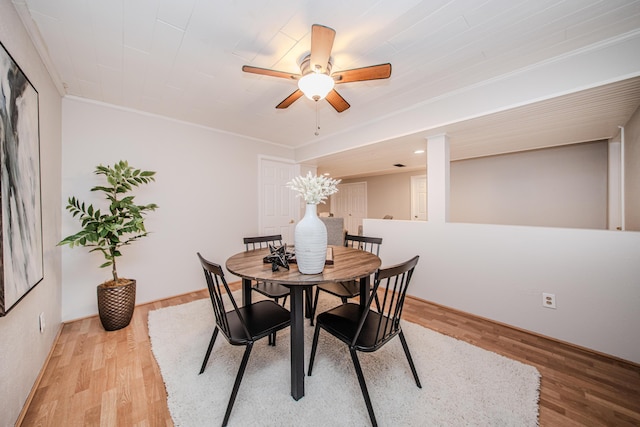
[315,101,320,136]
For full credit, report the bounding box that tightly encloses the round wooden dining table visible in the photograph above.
[226,245,381,401]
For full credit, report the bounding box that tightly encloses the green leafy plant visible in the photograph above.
[59,160,158,285]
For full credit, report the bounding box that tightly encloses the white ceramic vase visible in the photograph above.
[294,204,327,274]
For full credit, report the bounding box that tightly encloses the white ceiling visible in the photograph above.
[13,0,640,178]
[314,76,640,178]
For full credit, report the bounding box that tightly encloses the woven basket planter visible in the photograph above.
[97,279,136,331]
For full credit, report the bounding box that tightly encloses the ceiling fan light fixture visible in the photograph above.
[242,25,390,114]
[298,72,334,101]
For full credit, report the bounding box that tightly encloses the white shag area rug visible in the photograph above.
[148,293,540,426]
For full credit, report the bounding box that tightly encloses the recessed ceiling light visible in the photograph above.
[323,172,331,176]
[414,149,425,154]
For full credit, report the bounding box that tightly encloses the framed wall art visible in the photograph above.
[0,42,43,316]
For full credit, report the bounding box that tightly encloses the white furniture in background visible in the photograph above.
[319,217,345,246]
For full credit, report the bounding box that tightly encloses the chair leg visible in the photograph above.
[349,348,378,427]
[373,292,381,312]
[199,327,219,374]
[310,286,321,326]
[399,330,422,388]
[307,323,322,376]
[222,342,253,427]
[304,287,313,319]
[273,296,288,308]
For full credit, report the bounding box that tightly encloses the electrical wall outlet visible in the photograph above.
[39,312,45,333]
[542,293,556,309]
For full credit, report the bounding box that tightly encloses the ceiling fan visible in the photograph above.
[242,24,391,113]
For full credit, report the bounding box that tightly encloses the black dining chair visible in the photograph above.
[244,235,315,331]
[243,235,291,306]
[309,234,383,325]
[307,256,421,427]
[197,253,291,427]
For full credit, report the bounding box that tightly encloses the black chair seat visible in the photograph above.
[252,282,290,300]
[315,280,359,299]
[225,300,291,345]
[315,303,396,352]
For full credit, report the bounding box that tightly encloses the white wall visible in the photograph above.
[0,0,63,425]
[363,122,640,365]
[450,141,608,228]
[625,105,640,230]
[341,140,608,228]
[61,98,294,321]
[365,219,640,364]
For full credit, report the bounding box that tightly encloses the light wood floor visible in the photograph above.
[20,285,640,426]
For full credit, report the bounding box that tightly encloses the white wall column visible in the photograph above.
[426,133,450,223]
[608,138,622,230]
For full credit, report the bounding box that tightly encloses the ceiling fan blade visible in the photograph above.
[333,63,392,84]
[325,89,350,113]
[276,90,304,109]
[242,65,300,80]
[310,24,336,73]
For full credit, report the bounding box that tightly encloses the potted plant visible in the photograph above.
[59,160,158,331]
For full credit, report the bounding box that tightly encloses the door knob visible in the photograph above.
[289,219,295,224]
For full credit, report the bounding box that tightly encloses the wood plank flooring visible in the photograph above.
[20,285,640,426]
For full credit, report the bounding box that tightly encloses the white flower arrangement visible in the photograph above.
[286,172,341,205]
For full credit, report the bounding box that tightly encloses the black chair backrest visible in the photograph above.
[243,234,283,251]
[344,234,383,256]
[353,255,419,348]
[197,253,251,341]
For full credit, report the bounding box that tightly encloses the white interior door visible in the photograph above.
[259,158,296,243]
[411,175,427,220]
[332,182,367,234]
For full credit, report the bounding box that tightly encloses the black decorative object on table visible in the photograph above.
[263,244,294,271]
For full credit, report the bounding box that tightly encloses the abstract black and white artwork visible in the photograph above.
[0,42,43,316]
